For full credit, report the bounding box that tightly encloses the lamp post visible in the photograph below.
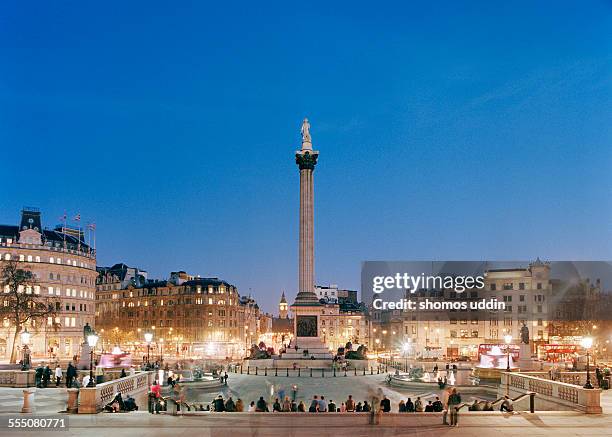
[504,334,513,371]
[582,337,594,389]
[159,338,164,362]
[87,333,99,387]
[20,328,31,371]
[144,332,153,366]
[402,341,410,372]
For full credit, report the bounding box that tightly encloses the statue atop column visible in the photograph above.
[301,118,311,143]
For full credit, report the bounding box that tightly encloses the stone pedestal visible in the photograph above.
[66,388,79,413]
[518,343,536,371]
[77,343,91,370]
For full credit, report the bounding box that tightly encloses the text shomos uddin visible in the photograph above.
[372,273,485,293]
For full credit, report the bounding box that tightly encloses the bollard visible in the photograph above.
[275,368,278,376]
[322,369,325,378]
[363,368,366,376]
[298,368,301,377]
[333,368,336,377]
[247,366,250,375]
[354,368,357,376]
[21,389,34,413]
[529,392,535,413]
[264,368,267,376]
[286,368,289,377]
[377,367,380,374]
[371,367,373,375]
[255,367,258,375]
[344,369,347,377]
[310,368,313,377]
[240,365,243,374]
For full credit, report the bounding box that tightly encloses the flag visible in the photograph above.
[87,222,96,231]
[59,212,67,222]
[73,213,81,222]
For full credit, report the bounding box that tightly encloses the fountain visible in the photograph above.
[474,345,518,381]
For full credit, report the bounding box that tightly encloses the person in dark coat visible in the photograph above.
[66,363,77,388]
[35,365,44,388]
[42,365,52,388]
[256,396,268,412]
[213,395,225,412]
[224,397,236,412]
[380,395,391,412]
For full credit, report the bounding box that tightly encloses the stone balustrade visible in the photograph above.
[78,371,155,414]
[520,370,606,388]
[500,372,601,414]
[0,370,35,387]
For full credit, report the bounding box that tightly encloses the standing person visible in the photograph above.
[447,388,461,427]
[35,364,44,388]
[150,380,162,414]
[224,372,228,386]
[54,364,63,387]
[42,364,52,388]
[66,362,77,388]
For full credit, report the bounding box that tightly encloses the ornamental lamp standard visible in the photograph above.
[144,332,153,365]
[87,333,99,387]
[581,337,594,389]
[402,341,411,372]
[20,328,31,372]
[504,334,513,372]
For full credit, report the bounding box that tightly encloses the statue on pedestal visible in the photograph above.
[83,322,93,341]
[520,323,530,345]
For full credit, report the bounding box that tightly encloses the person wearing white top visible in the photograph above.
[54,365,63,387]
[248,401,256,412]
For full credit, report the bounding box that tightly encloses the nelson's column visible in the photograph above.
[287,118,332,359]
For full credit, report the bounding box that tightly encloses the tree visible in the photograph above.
[0,260,59,363]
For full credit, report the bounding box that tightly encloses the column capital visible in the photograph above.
[296,150,319,170]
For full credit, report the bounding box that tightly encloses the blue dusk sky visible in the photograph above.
[1,1,611,313]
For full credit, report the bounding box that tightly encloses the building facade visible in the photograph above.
[95,268,259,359]
[0,208,97,360]
[370,260,554,359]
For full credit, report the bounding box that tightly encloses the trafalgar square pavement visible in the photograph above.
[0,374,611,436]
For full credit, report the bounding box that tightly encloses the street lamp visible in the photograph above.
[20,328,31,372]
[87,332,99,387]
[402,341,411,372]
[504,334,513,372]
[159,338,164,362]
[581,337,594,389]
[144,332,153,365]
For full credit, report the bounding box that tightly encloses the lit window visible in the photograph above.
[27,255,32,262]
[34,286,40,295]
[19,255,25,261]
[50,257,54,263]
[4,254,10,260]
[49,287,54,295]
[35,256,40,262]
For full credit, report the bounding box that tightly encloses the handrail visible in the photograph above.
[456,392,536,413]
